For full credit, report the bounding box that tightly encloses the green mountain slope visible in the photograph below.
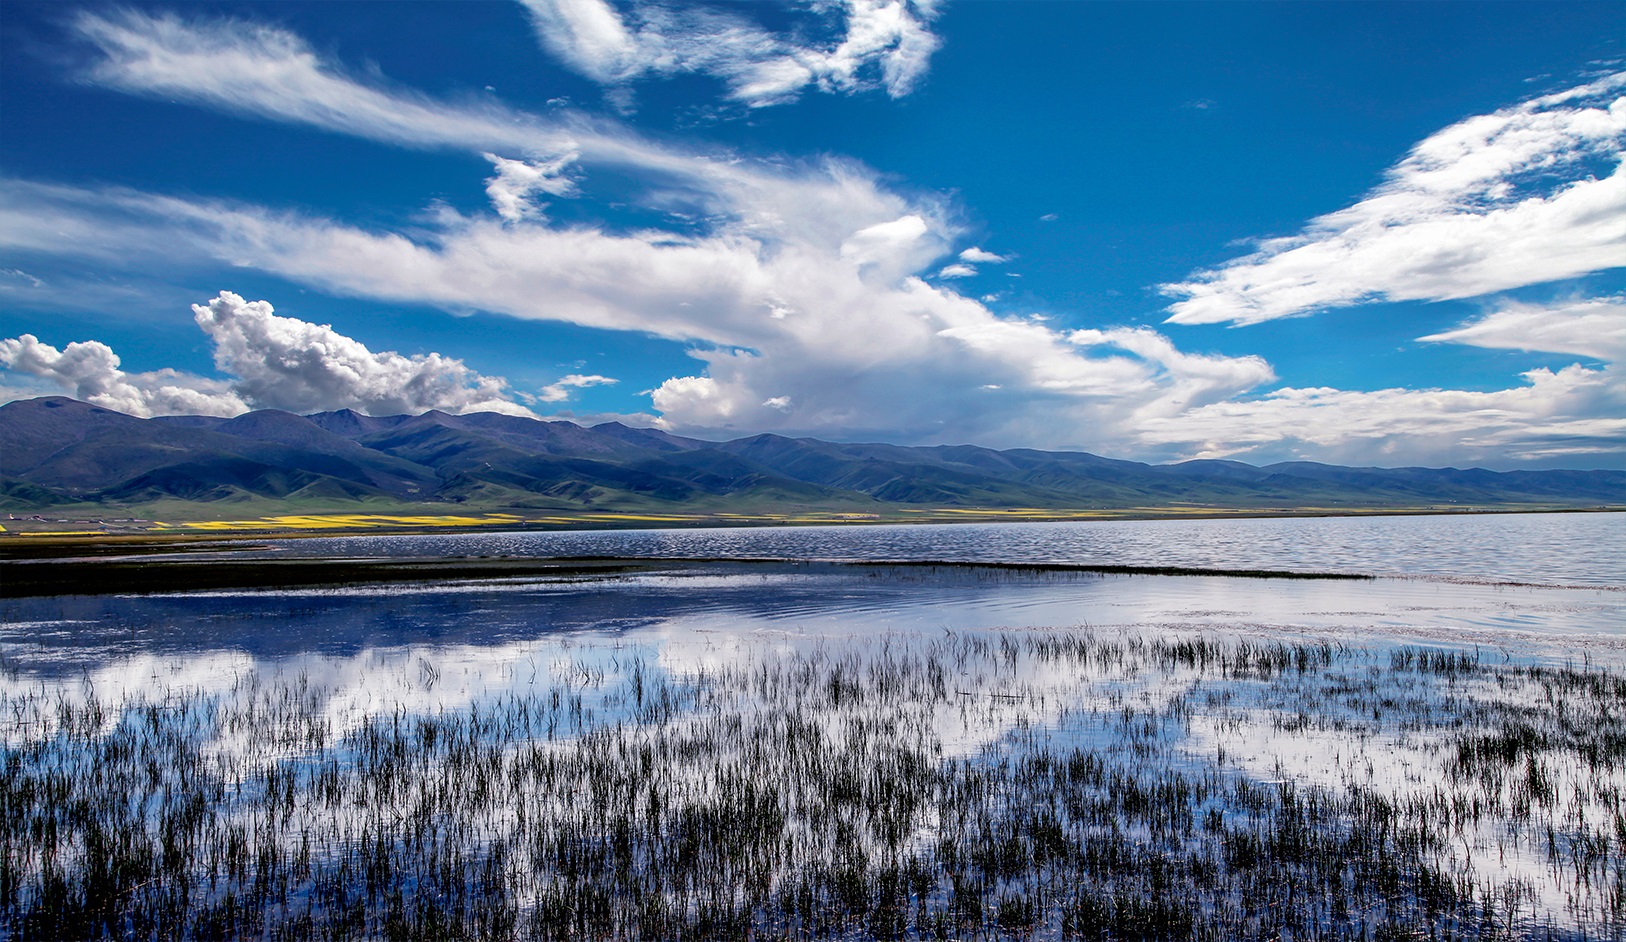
[2,397,1620,518]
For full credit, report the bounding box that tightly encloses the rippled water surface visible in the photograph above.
[278,511,1625,586]
[5,512,1622,675]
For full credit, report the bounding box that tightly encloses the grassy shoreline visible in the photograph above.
[3,502,1618,546]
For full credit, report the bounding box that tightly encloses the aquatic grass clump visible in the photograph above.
[1,632,1622,939]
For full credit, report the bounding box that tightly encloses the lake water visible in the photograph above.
[4,512,1622,678]
[5,513,1625,934]
[273,510,1626,586]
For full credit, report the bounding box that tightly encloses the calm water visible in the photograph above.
[5,513,1624,933]
[276,511,1625,587]
[2,513,1621,679]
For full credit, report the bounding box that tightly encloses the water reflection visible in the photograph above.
[4,566,1622,680]
[5,611,1622,936]
[269,510,1626,586]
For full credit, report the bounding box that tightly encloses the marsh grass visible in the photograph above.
[2,632,1622,939]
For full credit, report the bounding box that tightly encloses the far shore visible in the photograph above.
[2,502,1618,555]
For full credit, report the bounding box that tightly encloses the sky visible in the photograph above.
[1,0,1622,470]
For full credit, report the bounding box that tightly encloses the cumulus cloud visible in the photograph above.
[10,133,1603,462]
[17,9,1622,465]
[0,292,534,418]
[516,0,940,108]
[1418,296,1626,363]
[936,263,976,278]
[484,152,578,222]
[1164,73,1626,326]
[192,291,533,416]
[537,373,617,403]
[0,333,247,418]
[958,247,1007,264]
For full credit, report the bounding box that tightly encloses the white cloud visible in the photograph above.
[1132,365,1626,467]
[515,0,940,108]
[1164,73,1626,326]
[1,268,44,288]
[17,10,1622,465]
[0,333,248,418]
[17,150,1598,462]
[1418,296,1626,363]
[936,262,976,278]
[0,289,543,420]
[958,247,1007,264]
[74,9,575,156]
[517,0,641,86]
[192,291,533,416]
[537,373,617,403]
[67,9,949,245]
[838,214,935,274]
[483,152,578,223]
[1067,327,1277,416]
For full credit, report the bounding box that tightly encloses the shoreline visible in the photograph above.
[3,503,1619,555]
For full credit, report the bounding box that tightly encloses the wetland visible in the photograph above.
[2,512,1622,939]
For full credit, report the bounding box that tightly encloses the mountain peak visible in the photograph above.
[2,397,1621,513]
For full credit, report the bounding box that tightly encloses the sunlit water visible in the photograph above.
[271,510,1626,586]
[3,511,1623,708]
[4,513,1624,935]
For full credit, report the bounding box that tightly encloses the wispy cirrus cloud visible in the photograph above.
[74,9,573,155]
[1418,296,1626,364]
[517,0,940,109]
[8,8,1620,466]
[537,373,618,403]
[1163,73,1626,326]
[67,9,949,251]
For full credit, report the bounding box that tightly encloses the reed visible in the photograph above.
[2,631,1620,939]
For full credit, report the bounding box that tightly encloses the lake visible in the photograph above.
[3,511,1623,938]
[277,509,1625,585]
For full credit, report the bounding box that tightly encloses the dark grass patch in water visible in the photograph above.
[2,554,1369,600]
[0,557,668,599]
[2,633,1622,939]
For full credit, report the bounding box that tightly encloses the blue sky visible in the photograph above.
[1,0,1622,469]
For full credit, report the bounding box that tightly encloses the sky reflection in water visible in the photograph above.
[5,518,1625,930]
[271,511,1626,586]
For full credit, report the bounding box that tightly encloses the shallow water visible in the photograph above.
[5,514,1625,936]
[4,564,1622,679]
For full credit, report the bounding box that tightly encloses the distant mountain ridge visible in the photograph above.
[2,397,1620,514]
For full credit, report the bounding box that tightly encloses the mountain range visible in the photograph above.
[2,397,1620,517]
